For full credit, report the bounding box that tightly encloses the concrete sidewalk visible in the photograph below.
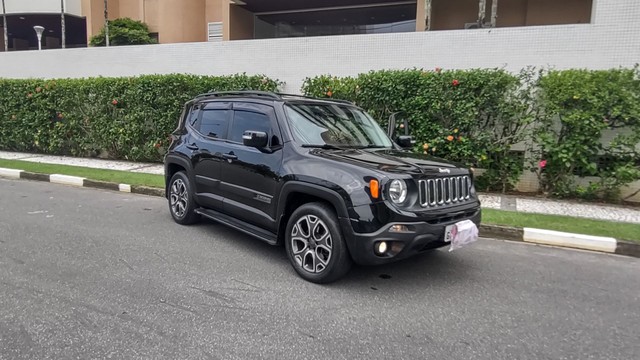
[0,151,164,175]
[1,150,639,224]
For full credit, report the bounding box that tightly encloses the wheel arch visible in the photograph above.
[276,181,351,245]
[164,154,193,198]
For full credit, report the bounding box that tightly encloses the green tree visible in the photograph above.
[90,18,157,47]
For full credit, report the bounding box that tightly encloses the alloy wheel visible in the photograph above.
[170,178,188,218]
[291,215,333,273]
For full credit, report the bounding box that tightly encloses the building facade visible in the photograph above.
[1,0,596,50]
[0,0,86,51]
[84,0,595,43]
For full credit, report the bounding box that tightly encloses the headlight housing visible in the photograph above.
[388,179,408,204]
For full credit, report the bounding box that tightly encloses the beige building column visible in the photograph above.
[416,0,428,31]
[223,1,254,41]
[206,0,224,24]
[157,0,206,43]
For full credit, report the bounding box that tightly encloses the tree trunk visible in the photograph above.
[104,0,110,46]
[61,0,66,48]
[2,0,8,52]
[425,0,432,31]
[478,0,487,27]
[491,0,499,28]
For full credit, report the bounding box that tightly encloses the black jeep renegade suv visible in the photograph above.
[164,91,481,283]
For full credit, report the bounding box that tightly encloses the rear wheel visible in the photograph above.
[285,202,352,283]
[168,171,200,225]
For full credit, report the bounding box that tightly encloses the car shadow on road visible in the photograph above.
[190,217,477,290]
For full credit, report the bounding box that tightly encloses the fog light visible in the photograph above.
[389,224,409,233]
[375,241,388,255]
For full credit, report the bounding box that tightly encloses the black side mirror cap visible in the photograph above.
[396,135,415,149]
[242,131,269,148]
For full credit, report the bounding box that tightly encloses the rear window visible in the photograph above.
[193,109,230,139]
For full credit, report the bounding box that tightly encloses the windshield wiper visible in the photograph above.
[355,144,390,149]
[301,144,347,150]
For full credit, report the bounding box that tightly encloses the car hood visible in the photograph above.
[308,148,468,176]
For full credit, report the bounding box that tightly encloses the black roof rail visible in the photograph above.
[276,93,355,105]
[194,90,281,100]
[193,91,356,105]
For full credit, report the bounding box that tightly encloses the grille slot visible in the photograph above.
[419,176,471,207]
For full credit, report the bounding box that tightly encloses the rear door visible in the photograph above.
[188,101,232,210]
[219,102,284,232]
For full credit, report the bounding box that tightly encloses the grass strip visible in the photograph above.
[0,158,164,188]
[483,208,640,243]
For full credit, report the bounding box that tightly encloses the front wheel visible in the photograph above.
[168,171,200,225]
[285,202,352,284]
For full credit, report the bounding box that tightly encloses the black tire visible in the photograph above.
[167,171,200,225]
[285,202,352,284]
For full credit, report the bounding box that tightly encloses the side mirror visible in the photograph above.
[396,135,415,149]
[242,131,268,148]
[387,111,410,137]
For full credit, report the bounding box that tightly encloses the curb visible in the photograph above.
[480,224,640,258]
[2,167,639,259]
[1,168,165,198]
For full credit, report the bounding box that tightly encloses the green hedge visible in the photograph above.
[533,68,640,200]
[0,74,280,162]
[302,67,640,200]
[1,68,638,201]
[303,68,537,192]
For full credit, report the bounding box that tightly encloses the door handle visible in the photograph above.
[186,143,199,150]
[222,153,238,160]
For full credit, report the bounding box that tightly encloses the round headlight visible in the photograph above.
[389,179,407,204]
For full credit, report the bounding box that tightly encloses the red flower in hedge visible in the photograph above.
[435,67,442,73]
[326,90,333,97]
[112,99,119,106]
[452,80,460,86]
[539,160,547,169]
[27,93,33,98]
[154,143,162,149]
[446,135,454,141]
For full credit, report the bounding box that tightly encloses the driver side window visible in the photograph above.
[229,111,271,144]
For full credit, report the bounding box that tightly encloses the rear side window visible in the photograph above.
[194,109,230,139]
[229,111,271,143]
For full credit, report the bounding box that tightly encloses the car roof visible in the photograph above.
[191,91,355,107]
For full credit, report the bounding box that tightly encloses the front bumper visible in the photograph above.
[340,208,481,266]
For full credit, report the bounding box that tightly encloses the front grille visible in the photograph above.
[419,176,471,207]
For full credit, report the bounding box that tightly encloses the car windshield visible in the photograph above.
[285,103,393,149]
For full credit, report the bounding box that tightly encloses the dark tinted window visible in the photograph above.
[230,111,271,143]
[188,106,199,126]
[196,110,229,138]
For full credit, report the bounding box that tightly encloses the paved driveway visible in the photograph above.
[1,179,638,359]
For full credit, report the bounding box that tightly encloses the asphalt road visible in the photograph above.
[0,178,639,360]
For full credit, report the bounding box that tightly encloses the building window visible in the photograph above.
[430,0,593,31]
[254,3,417,39]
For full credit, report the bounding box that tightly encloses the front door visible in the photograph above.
[219,102,283,232]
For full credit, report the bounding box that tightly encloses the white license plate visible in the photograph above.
[444,220,479,251]
[444,224,456,243]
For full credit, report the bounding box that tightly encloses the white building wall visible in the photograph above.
[3,0,83,16]
[0,0,638,92]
